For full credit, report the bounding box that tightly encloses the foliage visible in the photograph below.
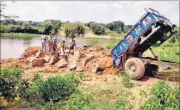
[0,33,39,40]
[88,22,105,35]
[1,19,62,35]
[105,39,119,49]
[140,81,180,110]
[65,92,97,110]
[22,73,78,104]
[105,21,125,33]
[39,74,77,102]
[64,22,85,40]
[0,68,22,100]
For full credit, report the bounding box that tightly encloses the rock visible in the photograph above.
[27,56,36,62]
[49,55,59,65]
[35,51,45,58]
[56,58,68,68]
[91,63,104,73]
[68,54,78,70]
[76,66,84,72]
[44,55,50,63]
[82,56,94,68]
[105,57,113,68]
[31,58,45,67]
[103,66,118,75]
[97,57,107,70]
[23,46,40,58]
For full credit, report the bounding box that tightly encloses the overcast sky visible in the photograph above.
[2,1,179,26]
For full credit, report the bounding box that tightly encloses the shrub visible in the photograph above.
[66,92,97,110]
[64,23,85,40]
[89,23,105,35]
[0,68,22,100]
[21,74,43,103]
[140,81,180,110]
[39,74,77,102]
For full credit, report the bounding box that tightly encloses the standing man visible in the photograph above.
[52,35,57,53]
[48,34,53,53]
[68,39,76,56]
[40,35,47,52]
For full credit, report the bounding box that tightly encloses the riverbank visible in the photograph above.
[1,33,40,40]
[1,32,124,40]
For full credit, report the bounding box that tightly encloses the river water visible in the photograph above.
[1,37,114,59]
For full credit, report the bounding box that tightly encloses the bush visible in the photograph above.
[66,92,97,110]
[140,81,180,110]
[89,23,105,35]
[0,68,22,100]
[23,73,78,103]
[64,23,85,40]
[39,74,77,102]
[21,74,43,103]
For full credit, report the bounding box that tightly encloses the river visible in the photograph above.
[1,37,114,59]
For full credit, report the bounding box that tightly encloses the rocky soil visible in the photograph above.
[1,44,179,83]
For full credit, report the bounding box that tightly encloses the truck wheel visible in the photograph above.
[124,58,145,80]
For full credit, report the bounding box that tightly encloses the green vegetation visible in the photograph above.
[140,81,180,110]
[0,68,22,100]
[63,22,85,40]
[1,19,131,40]
[1,33,39,40]
[0,68,179,110]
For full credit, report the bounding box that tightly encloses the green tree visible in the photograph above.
[64,22,85,40]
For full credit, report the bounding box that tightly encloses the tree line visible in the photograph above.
[0,19,133,37]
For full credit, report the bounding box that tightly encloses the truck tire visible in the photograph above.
[124,58,145,80]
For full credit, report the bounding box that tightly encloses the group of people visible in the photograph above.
[40,34,76,56]
[40,34,57,53]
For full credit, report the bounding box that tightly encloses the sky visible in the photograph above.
[2,1,179,26]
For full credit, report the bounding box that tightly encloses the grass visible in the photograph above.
[0,33,40,40]
[1,67,179,110]
[144,41,179,62]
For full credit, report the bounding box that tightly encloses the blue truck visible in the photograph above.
[111,8,177,80]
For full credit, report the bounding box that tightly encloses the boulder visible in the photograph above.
[91,63,104,73]
[68,54,78,70]
[49,55,59,65]
[103,66,119,75]
[35,51,45,58]
[23,46,40,58]
[81,56,94,68]
[97,57,107,70]
[44,55,50,63]
[76,66,84,72]
[105,57,113,68]
[27,56,36,62]
[56,58,68,68]
[30,58,45,67]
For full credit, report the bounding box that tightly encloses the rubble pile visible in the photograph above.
[19,45,119,75]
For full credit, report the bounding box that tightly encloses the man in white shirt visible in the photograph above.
[41,35,47,52]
